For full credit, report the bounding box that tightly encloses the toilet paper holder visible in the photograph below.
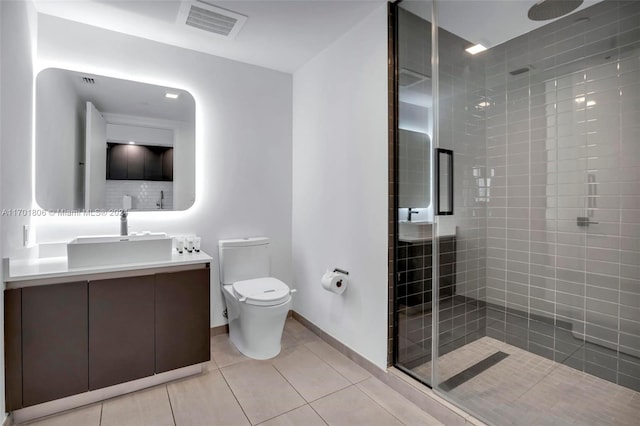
[333,268,349,275]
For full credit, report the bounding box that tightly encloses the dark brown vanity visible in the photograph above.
[4,259,210,417]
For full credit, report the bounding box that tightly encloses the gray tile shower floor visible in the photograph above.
[413,337,640,426]
[21,319,443,426]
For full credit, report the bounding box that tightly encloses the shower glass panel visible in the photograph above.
[394,0,435,386]
[394,0,640,424]
[431,1,640,424]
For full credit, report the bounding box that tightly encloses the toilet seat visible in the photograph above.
[232,277,291,306]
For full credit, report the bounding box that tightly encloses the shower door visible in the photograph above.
[393,0,436,385]
[393,1,640,424]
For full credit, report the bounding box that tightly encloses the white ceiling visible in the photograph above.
[34,0,604,74]
[33,0,387,73]
[402,0,602,49]
[62,69,196,122]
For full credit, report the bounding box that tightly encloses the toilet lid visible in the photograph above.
[232,277,291,306]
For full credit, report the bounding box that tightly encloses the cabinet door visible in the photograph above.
[127,144,145,180]
[89,275,155,390]
[22,282,88,407]
[108,144,128,179]
[144,146,163,180]
[4,289,22,410]
[162,148,173,181]
[156,268,210,373]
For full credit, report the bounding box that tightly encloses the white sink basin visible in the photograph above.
[67,233,172,269]
[399,221,433,242]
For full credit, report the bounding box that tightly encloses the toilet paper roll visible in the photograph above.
[321,270,348,295]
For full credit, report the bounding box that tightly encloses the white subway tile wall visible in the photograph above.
[105,180,174,211]
[437,22,488,357]
[483,0,640,391]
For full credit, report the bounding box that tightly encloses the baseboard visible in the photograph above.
[11,364,202,424]
[210,324,229,336]
[291,311,385,378]
[3,414,14,426]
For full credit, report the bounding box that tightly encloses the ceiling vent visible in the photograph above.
[178,1,247,39]
[81,77,96,84]
[399,68,430,88]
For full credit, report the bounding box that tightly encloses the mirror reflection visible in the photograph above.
[36,68,196,212]
[397,6,432,210]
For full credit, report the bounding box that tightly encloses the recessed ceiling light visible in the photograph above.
[165,92,179,99]
[465,44,487,55]
[129,141,135,144]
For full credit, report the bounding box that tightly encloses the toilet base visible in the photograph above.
[223,286,291,360]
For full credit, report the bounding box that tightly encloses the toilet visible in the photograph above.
[218,237,295,360]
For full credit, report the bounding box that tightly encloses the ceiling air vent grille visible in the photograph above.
[81,77,96,84]
[178,1,247,39]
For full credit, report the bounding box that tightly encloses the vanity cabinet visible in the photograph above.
[21,282,88,407]
[156,269,210,373]
[89,275,155,390]
[4,263,210,411]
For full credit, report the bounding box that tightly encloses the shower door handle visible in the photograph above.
[435,148,454,215]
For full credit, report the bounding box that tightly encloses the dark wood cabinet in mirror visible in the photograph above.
[107,143,173,181]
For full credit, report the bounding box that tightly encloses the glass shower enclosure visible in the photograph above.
[392,1,640,424]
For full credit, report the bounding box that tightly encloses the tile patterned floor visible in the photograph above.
[22,319,443,426]
[413,337,640,426]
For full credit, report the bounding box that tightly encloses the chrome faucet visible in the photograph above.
[157,190,165,209]
[120,210,128,236]
[408,208,419,222]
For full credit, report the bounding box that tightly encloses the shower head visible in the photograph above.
[528,0,583,21]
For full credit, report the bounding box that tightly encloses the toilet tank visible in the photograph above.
[218,237,270,285]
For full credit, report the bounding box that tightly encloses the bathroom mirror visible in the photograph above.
[396,5,433,210]
[398,129,431,208]
[35,68,196,212]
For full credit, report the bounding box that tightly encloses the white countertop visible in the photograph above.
[4,250,213,283]
[398,220,456,243]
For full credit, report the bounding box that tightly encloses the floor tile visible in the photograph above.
[280,328,301,350]
[304,339,371,384]
[272,346,351,402]
[311,385,403,426]
[416,337,640,426]
[284,319,321,345]
[211,333,249,368]
[257,405,327,426]
[100,385,174,426]
[22,404,101,426]
[357,377,444,426]
[222,360,306,424]
[167,368,249,426]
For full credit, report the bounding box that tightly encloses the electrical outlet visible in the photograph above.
[23,225,30,247]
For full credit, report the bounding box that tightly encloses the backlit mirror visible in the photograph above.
[35,68,196,212]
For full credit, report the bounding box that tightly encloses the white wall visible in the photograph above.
[1,0,38,418]
[174,121,195,210]
[35,69,84,210]
[292,4,388,369]
[13,14,293,328]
